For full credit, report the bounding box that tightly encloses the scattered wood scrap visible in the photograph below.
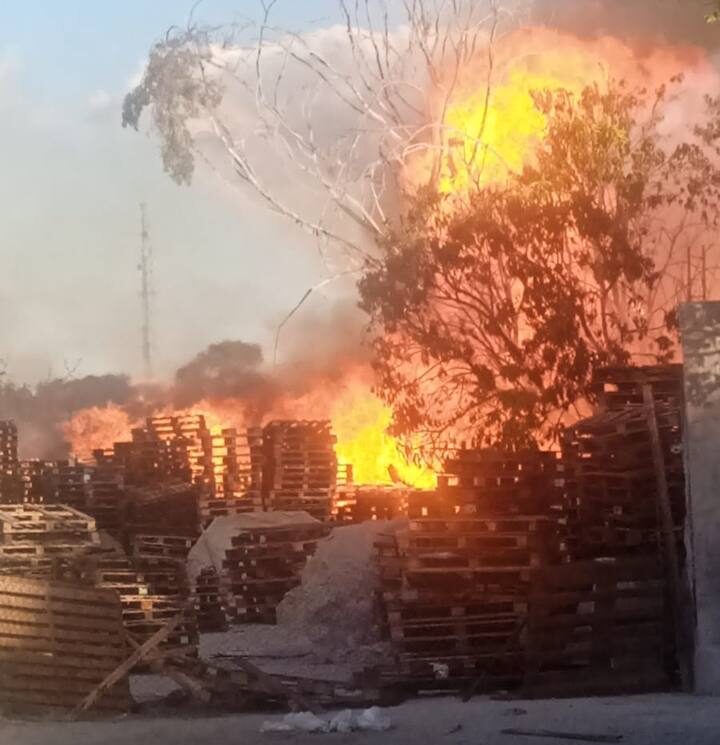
[71,597,195,718]
[501,728,622,743]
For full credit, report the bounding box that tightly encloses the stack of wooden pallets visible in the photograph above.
[195,567,228,632]
[197,427,265,526]
[0,575,130,713]
[125,482,200,537]
[221,520,329,624]
[524,558,670,696]
[263,421,337,520]
[563,365,685,563]
[0,503,101,577]
[18,459,57,504]
[87,457,127,538]
[562,405,685,561]
[334,485,409,523]
[0,421,23,504]
[376,450,562,692]
[90,551,197,661]
[131,533,194,561]
[592,364,683,411]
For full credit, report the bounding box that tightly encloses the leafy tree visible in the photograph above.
[359,80,720,450]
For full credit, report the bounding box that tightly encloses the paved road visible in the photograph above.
[2,694,718,745]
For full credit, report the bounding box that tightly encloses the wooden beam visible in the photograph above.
[642,383,691,691]
[126,634,211,704]
[501,728,622,743]
[70,598,194,718]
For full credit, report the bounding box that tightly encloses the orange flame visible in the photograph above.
[61,405,136,461]
[410,28,715,195]
[62,374,436,488]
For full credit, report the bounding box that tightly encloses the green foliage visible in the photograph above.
[359,79,720,451]
[122,31,223,186]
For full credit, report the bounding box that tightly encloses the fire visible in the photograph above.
[412,28,714,195]
[61,404,136,461]
[329,383,436,488]
[62,378,436,488]
[439,48,605,191]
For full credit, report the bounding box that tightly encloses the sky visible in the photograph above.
[0,1,348,385]
[0,0,714,387]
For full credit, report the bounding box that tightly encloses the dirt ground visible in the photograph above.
[2,694,719,745]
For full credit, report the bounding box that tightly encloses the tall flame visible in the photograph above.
[439,48,605,191]
[410,28,715,195]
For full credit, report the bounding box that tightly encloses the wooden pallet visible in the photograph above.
[0,575,130,713]
[523,558,671,696]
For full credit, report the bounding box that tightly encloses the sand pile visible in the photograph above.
[276,520,403,661]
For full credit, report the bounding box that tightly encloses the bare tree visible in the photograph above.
[123,1,529,268]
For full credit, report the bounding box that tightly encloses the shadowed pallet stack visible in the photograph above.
[195,567,228,632]
[562,405,685,561]
[19,460,57,504]
[592,364,684,411]
[263,421,337,520]
[524,558,671,697]
[377,450,562,692]
[222,520,329,624]
[0,421,22,504]
[125,482,200,538]
[0,575,130,713]
[563,365,685,563]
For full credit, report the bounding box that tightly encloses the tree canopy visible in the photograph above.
[359,79,720,451]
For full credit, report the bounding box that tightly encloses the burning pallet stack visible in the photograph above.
[334,485,409,523]
[198,427,264,526]
[0,421,22,504]
[263,421,337,520]
[377,450,562,691]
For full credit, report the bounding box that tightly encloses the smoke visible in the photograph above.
[0,373,136,458]
[0,294,372,458]
[173,340,274,409]
[533,0,720,48]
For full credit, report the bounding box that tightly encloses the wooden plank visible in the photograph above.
[642,383,690,692]
[0,635,126,659]
[0,603,125,632]
[0,618,126,644]
[71,598,194,717]
[0,575,121,606]
[0,687,130,711]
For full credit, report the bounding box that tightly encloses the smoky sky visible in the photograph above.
[534,0,720,48]
[0,295,370,459]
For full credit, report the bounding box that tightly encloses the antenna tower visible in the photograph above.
[139,202,154,379]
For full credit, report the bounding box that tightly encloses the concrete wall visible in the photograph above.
[680,302,720,694]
